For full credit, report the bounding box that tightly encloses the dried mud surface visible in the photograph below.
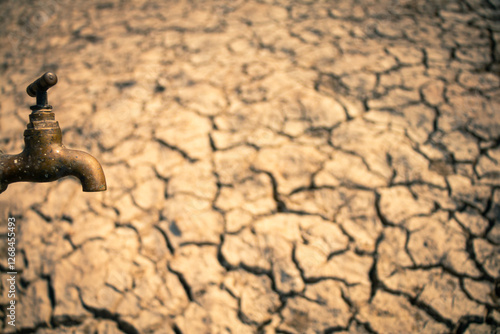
[0,0,499,333]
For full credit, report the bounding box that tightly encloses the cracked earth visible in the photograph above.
[0,0,500,333]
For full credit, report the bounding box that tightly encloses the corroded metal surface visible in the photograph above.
[0,72,106,193]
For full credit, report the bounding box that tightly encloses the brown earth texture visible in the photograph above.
[0,0,499,333]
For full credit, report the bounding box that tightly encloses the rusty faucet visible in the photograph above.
[0,72,106,193]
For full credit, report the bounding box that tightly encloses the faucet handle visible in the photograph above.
[26,72,58,97]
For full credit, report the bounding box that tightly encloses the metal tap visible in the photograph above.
[0,72,106,193]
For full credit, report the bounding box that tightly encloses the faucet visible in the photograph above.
[0,72,106,193]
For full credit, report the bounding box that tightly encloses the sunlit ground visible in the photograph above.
[0,0,499,333]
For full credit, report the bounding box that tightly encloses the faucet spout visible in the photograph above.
[0,111,106,193]
[57,148,107,192]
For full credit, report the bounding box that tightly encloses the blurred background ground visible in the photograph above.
[0,0,499,333]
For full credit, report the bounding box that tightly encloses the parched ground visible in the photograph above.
[0,0,499,333]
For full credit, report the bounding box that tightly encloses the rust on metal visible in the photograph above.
[0,72,106,193]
